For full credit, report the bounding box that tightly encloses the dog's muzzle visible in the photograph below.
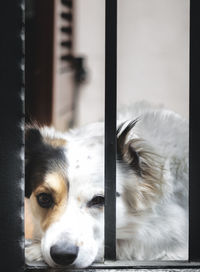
[50,241,79,266]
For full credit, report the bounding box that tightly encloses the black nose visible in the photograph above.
[50,242,79,266]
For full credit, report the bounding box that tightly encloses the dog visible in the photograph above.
[25,102,188,268]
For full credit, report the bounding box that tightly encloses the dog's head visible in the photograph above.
[25,121,164,267]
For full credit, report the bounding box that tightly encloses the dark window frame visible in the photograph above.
[104,0,117,261]
[0,0,200,270]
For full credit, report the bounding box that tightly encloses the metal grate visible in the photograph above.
[103,0,200,267]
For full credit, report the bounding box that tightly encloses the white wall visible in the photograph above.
[74,0,189,126]
[73,0,105,126]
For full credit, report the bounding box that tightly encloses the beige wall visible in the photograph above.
[74,0,189,126]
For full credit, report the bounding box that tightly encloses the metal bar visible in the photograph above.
[25,261,200,272]
[94,260,200,269]
[189,0,200,262]
[104,0,117,261]
[0,0,25,271]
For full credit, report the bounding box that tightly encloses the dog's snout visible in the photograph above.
[50,242,79,266]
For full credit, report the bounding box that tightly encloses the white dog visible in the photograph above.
[25,102,188,267]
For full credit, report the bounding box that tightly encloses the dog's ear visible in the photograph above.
[117,120,141,175]
[117,120,164,211]
[25,125,43,198]
[25,125,43,153]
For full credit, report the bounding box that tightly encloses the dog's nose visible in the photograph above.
[50,242,79,266]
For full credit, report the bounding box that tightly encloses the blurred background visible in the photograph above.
[25,0,189,131]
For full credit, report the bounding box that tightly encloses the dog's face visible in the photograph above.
[25,125,106,268]
[25,122,164,267]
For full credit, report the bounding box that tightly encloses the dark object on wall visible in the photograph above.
[69,56,87,127]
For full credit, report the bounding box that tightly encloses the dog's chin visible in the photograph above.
[43,253,97,269]
[72,258,96,269]
[71,249,103,268]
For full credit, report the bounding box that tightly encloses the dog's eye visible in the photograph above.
[36,193,54,208]
[87,195,104,208]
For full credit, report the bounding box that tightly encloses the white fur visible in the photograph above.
[26,102,188,267]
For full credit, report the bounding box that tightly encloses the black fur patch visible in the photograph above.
[117,119,141,175]
[25,127,67,198]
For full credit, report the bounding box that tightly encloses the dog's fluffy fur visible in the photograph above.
[25,102,188,267]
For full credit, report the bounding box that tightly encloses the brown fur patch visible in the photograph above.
[43,137,67,148]
[25,198,33,239]
[123,139,164,212]
[30,172,68,231]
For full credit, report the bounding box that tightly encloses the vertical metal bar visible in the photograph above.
[104,0,117,261]
[189,0,200,262]
[0,1,25,271]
